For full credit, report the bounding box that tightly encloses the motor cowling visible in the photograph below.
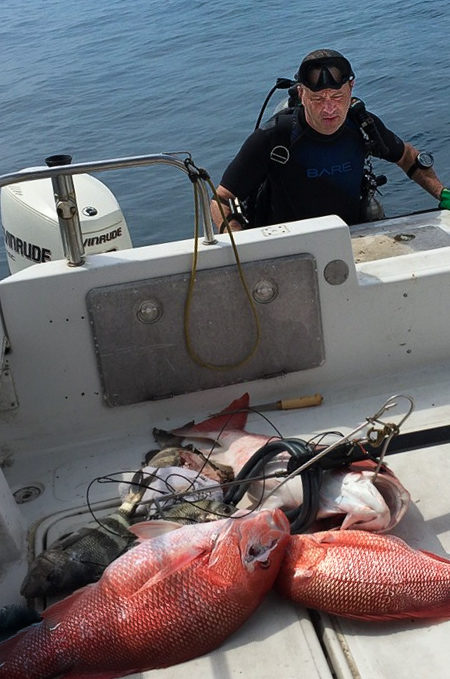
[1,169,132,274]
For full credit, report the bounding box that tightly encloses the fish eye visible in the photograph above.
[258,558,271,569]
[247,544,262,558]
[246,537,278,565]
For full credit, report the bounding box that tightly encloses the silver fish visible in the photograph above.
[315,459,410,532]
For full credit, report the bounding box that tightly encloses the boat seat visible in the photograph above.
[86,254,325,406]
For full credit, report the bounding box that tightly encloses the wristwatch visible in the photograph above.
[407,151,434,178]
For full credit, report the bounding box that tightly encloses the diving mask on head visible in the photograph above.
[297,56,355,92]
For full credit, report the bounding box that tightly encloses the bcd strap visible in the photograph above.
[349,97,390,157]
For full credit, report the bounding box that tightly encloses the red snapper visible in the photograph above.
[0,509,290,679]
[277,529,450,621]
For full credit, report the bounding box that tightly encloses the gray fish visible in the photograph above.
[156,499,237,525]
[0,604,42,641]
[20,472,146,600]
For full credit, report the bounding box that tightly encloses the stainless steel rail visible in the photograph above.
[0,153,216,266]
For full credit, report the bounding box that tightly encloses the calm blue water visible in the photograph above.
[1,0,449,278]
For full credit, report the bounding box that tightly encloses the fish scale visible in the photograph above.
[276,530,450,621]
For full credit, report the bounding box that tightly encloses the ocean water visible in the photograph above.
[0,0,449,278]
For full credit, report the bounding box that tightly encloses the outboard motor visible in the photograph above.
[1,155,132,274]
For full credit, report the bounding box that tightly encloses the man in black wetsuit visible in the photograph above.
[210,49,449,231]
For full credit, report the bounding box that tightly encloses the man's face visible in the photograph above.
[299,80,353,135]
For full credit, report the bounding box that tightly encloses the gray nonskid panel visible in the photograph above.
[86,254,324,406]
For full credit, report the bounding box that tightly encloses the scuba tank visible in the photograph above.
[350,97,388,222]
[360,160,387,222]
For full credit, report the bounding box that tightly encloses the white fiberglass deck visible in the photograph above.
[2,372,449,679]
[0,211,449,678]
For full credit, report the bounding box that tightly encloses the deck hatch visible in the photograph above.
[86,254,324,406]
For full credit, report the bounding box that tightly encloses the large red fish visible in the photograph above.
[0,509,290,679]
[276,530,450,621]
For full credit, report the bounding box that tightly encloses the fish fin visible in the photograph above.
[419,549,450,564]
[129,519,182,541]
[314,531,341,544]
[172,393,250,439]
[57,671,138,679]
[343,604,450,622]
[47,528,93,550]
[316,530,386,546]
[288,534,328,573]
[293,567,315,579]
[40,582,96,628]
[340,509,390,533]
[152,426,190,450]
[131,543,209,596]
[128,520,211,591]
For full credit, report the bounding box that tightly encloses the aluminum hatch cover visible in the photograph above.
[86,254,324,406]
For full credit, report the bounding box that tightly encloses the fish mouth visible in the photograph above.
[372,474,410,532]
[244,537,279,568]
[207,509,290,570]
[241,509,290,569]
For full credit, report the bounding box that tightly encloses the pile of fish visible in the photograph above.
[118,392,411,531]
[1,392,449,678]
[20,394,412,600]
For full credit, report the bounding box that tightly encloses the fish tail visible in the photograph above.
[174,393,250,436]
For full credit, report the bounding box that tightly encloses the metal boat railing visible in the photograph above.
[0,153,216,267]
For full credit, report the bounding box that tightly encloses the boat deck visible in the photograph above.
[2,363,448,679]
[351,208,450,261]
[0,210,449,678]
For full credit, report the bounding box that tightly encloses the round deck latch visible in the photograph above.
[324,259,349,285]
[252,279,278,303]
[137,298,163,323]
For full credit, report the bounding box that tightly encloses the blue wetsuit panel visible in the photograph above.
[271,121,366,225]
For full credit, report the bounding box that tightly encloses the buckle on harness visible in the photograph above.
[270,145,290,164]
